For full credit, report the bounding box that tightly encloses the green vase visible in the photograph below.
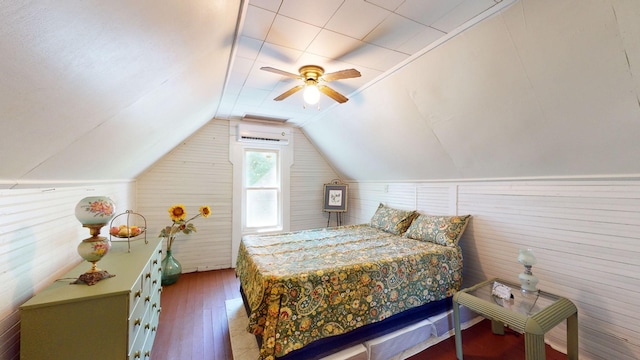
[161,250,182,285]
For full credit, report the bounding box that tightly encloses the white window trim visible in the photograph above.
[229,121,293,267]
[242,147,283,233]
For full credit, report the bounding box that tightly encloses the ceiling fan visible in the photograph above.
[261,65,361,104]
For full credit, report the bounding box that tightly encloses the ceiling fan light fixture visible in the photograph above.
[261,65,360,104]
[303,83,320,105]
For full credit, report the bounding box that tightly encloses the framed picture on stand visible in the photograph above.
[323,183,348,212]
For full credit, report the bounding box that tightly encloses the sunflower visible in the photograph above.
[168,204,187,221]
[199,205,211,218]
[159,204,212,251]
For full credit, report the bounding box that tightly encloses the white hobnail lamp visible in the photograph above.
[517,248,539,294]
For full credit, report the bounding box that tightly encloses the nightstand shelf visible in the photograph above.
[453,278,578,360]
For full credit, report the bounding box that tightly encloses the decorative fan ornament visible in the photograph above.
[261,65,361,104]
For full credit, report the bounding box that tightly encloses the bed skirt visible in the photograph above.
[240,286,453,360]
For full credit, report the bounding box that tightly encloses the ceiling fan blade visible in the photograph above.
[274,85,304,101]
[260,66,301,79]
[322,69,361,82]
[318,85,349,103]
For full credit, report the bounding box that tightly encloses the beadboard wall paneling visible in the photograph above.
[457,181,640,360]
[416,184,458,214]
[0,182,135,360]
[137,120,233,272]
[291,130,342,230]
[345,179,640,360]
[137,120,340,270]
[347,182,419,223]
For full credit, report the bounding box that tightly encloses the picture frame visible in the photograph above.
[323,183,348,212]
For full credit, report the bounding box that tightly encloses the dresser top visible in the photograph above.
[21,238,162,309]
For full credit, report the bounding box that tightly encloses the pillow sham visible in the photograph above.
[404,214,471,247]
[369,203,418,235]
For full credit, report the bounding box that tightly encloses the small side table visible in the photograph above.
[453,278,578,360]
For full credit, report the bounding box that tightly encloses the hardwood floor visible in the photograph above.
[151,269,241,360]
[151,269,565,360]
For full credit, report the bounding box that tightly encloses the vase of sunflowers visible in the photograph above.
[159,204,211,285]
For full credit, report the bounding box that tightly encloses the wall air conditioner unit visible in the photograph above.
[237,123,291,145]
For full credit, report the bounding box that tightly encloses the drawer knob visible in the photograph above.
[145,272,151,279]
[145,295,151,303]
[144,351,151,358]
[134,318,141,326]
[134,290,142,299]
[153,259,158,265]
[134,351,141,359]
[145,323,150,330]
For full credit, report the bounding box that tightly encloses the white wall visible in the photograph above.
[137,120,232,272]
[136,119,341,271]
[346,178,640,360]
[0,181,135,360]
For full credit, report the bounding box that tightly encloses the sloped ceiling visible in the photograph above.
[2,0,640,188]
[303,0,640,180]
[0,0,241,188]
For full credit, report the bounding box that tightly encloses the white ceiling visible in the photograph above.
[218,0,510,126]
[3,0,640,187]
[0,0,511,187]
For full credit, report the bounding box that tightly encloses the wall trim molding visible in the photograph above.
[346,174,640,184]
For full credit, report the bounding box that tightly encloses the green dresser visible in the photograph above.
[20,238,163,360]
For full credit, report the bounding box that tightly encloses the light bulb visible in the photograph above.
[303,84,320,105]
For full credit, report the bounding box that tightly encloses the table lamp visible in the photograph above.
[74,196,116,285]
[517,248,539,294]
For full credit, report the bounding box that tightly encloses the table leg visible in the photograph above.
[566,312,579,360]
[491,319,505,335]
[453,302,463,360]
[524,332,546,360]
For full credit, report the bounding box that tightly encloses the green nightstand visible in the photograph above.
[453,278,578,360]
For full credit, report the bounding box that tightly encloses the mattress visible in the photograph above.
[235,224,463,359]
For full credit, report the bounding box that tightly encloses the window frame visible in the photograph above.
[242,147,283,232]
[230,122,293,267]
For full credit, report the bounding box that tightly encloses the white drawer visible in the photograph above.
[128,292,147,349]
[131,300,155,359]
[129,274,144,315]
[128,327,146,360]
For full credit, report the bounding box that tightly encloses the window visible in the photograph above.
[230,122,293,266]
[244,149,280,230]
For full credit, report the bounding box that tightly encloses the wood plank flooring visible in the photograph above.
[151,269,565,360]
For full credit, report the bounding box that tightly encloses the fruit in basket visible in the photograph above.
[130,226,142,236]
[109,225,143,237]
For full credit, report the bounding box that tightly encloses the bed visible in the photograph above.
[235,204,470,360]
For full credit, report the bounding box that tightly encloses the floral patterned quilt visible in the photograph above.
[235,224,463,360]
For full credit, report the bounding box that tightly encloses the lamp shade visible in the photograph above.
[517,248,537,266]
[75,196,116,225]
